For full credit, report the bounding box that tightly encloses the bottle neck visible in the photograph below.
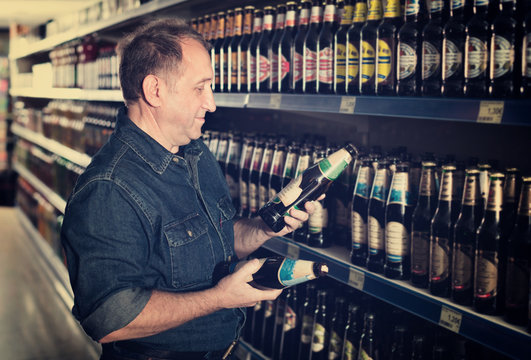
[311,5,323,24]
[449,0,465,17]
[473,0,489,15]
[384,0,401,18]
[286,9,297,29]
[353,1,368,23]
[367,0,383,21]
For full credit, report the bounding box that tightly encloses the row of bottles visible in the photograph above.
[191,0,531,97]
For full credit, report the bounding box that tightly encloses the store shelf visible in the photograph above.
[10,87,123,102]
[11,123,92,168]
[262,236,531,360]
[235,341,269,360]
[9,0,190,60]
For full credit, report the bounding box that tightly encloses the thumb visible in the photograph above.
[234,258,264,282]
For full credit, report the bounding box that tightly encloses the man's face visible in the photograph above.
[158,38,216,149]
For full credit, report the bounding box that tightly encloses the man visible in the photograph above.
[61,19,317,360]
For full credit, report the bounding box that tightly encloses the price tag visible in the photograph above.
[270,94,282,109]
[286,242,300,259]
[439,306,462,333]
[477,101,504,124]
[348,267,365,290]
[339,96,357,114]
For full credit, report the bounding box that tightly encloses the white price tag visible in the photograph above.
[339,96,357,114]
[270,94,282,109]
[439,306,462,333]
[477,101,504,124]
[286,242,300,259]
[348,267,365,290]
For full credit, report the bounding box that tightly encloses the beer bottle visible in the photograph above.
[259,144,358,233]
[421,0,444,96]
[308,147,332,248]
[463,0,490,97]
[384,163,414,280]
[249,301,264,348]
[197,16,204,38]
[317,0,338,93]
[225,132,241,210]
[347,0,368,94]
[213,11,226,92]
[259,139,275,209]
[216,132,229,173]
[335,0,355,94]
[271,4,287,92]
[280,2,300,93]
[376,0,403,95]
[429,165,457,297]
[249,138,265,218]
[478,161,492,211]
[358,313,379,360]
[310,289,330,360]
[396,0,429,96]
[238,6,254,93]
[328,296,347,360]
[441,0,466,96]
[203,15,211,42]
[304,0,324,93]
[333,148,356,248]
[293,145,313,243]
[501,168,521,241]
[191,17,198,31]
[282,141,300,189]
[351,156,374,266]
[221,10,235,93]
[489,0,517,97]
[367,159,390,273]
[208,131,220,159]
[298,283,318,360]
[293,0,313,93]
[474,173,505,314]
[360,0,384,94]
[451,169,483,305]
[262,299,277,355]
[257,6,276,92]
[279,286,300,360]
[342,303,361,360]
[238,135,255,218]
[504,177,531,325]
[209,13,218,46]
[269,141,288,202]
[272,291,287,360]
[521,0,531,97]
[389,325,408,360]
[228,8,243,92]
[410,334,429,360]
[248,9,264,93]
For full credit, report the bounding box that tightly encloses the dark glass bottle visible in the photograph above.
[221,10,235,93]
[342,303,361,360]
[317,0,338,93]
[489,0,517,97]
[335,0,354,93]
[258,139,275,210]
[257,6,276,92]
[292,0,313,93]
[228,7,243,92]
[279,286,300,360]
[282,141,300,189]
[474,173,505,314]
[421,0,444,96]
[389,325,408,360]
[410,334,429,360]
[248,9,264,93]
[351,157,374,266]
[451,169,483,305]
[279,2,299,93]
[310,290,330,360]
[429,165,457,297]
[216,132,229,173]
[259,144,358,233]
[358,313,379,360]
[272,291,287,360]
[376,0,403,95]
[521,1,531,97]
[360,0,384,94]
[304,0,324,93]
[441,0,466,96]
[333,146,355,248]
[347,0,368,94]
[367,159,390,273]
[308,147,332,248]
[271,4,287,93]
[268,141,287,203]
[501,168,521,241]
[238,6,255,93]
[250,301,265,349]
[213,11,225,92]
[463,0,490,97]
[396,0,429,96]
[505,177,531,325]
[298,283,318,360]
[384,163,414,280]
[293,145,313,243]
[327,296,347,360]
[238,136,255,218]
[249,138,265,218]
[261,299,277,356]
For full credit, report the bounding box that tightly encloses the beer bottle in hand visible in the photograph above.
[259,144,358,233]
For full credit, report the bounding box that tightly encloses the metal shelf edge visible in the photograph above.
[10,87,124,102]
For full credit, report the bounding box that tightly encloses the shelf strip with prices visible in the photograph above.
[262,236,531,360]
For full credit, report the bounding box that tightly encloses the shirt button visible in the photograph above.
[173,157,179,163]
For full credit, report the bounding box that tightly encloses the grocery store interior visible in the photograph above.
[1,0,530,359]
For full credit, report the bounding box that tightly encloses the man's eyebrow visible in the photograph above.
[195,77,212,84]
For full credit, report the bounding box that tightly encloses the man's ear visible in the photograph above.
[142,74,162,107]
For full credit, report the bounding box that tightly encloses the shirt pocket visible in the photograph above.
[164,213,215,289]
[217,195,236,225]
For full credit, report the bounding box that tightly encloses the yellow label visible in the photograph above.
[354,2,368,23]
[342,5,355,25]
[361,41,376,83]
[336,44,347,84]
[377,40,392,83]
[384,0,401,17]
[367,0,383,21]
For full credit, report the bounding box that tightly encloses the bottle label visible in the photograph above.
[405,0,420,16]
[505,257,529,306]
[389,172,409,205]
[348,42,360,80]
[431,236,450,282]
[275,14,286,31]
[465,37,487,79]
[239,181,248,209]
[371,168,388,201]
[352,210,367,248]
[486,177,503,212]
[368,215,385,252]
[422,41,441,80]
[398,42,417,80]
[318,148,352,181]
[249,182,258,213]
[453,243,473,291]
[384,0,401,17]
[361,41,376,83]
[231,51,238,85]
[343,339,356,359]
[430,0,443,12]
[311,322,326,352]
[475,250,498,298]
[463,174,479,206]
[253,18,263,33]
[491,35,514,79]
[342,5,355,25]
[411,230,430,276]
[301,314,314,343]
[525,34,531,77]
[443,40,462,80]
[355,167,371,198]
[451,0,465,10]
[284,304,297,332]
[439,171,454,202]
[259,54,270,83]
[249,54,257,84]
[319,47,334,84]
[354,2,368,23]
[329,330,342,359]
[299,9,310,26]
[240,49,248,86]
[259,184,268,209]
[263,15,274,31]
[276,175,303,206]
[359,349,374,360]
[294,50,304,82]
[311,6,323,23]
[225,173,239,200]
[278,258,318,286]
[336,44,347,83]
[324,4,336,22]
[271,53,279,83]
[377,40,392,83]
[367,0,383,21]
[419,168,435,196]
[386,221,409,261]
[309,201,328,233]
[305,48,318,82]
[475,0,488,5]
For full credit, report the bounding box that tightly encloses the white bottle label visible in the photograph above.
[422,41,440,79]
[443,40,462,79]
[398,43,417,80]
[465,37,488,79]
[491,35,514,78]
[385,221,409,261]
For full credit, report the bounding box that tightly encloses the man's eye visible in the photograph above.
[196,87,204,93]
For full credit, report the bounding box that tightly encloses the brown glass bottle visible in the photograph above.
[292,0,313,93]
[279,2,300,93]
[248,9,264,93]
[258,139,275,210]
[421,0,444,96]
[220,10,235,92]
[213,11,225,92]
[317,0,337,93]
[249,138,265,218]
[228,8,243,92]
[347,0,368,94]
[238,6,254,93]
[360,0,384,94]
[268,141,287,203]
[271,4,287,92]
[441,0,466,96]
[334,0,354,93]
[304,0,324,93]
[225,132,241,211]
[238,136,255,218]
[310,289,330,360]
[376,0,403,95]
[257,6,276,92]
[351,156,374,266]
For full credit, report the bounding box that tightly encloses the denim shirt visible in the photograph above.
[61,107,245,351]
